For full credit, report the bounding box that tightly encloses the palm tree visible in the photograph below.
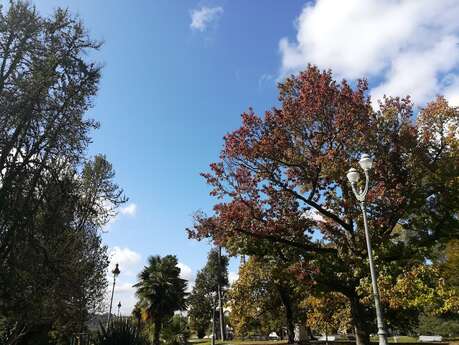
[134,255,187,345]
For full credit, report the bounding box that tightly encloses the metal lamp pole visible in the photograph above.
[347,154,388,345]
[107,263,120,328]
[211,293,216,345]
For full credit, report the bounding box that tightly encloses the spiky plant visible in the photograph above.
[96,319,147,345]
[161,315,190,345]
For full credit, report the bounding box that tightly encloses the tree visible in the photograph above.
[440,239,459,289]
[303,293,351,336]
[0,2,126,342]
[188,248,229,338]
[188,66,459,345]
[188,279,212,338]
[134,255,187,345]
[228,256,307,343]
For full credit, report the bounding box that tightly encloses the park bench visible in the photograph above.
[419,336,443,342]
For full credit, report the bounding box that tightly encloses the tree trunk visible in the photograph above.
[295,324,308,344]
[278,328,284,340]
[153,319,162,345]
[217,246,226,340]
[212,304,216,344]
[277,285,296,344]
[349,295,370,345]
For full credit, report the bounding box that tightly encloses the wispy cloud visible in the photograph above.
[120,203,137,217]
[258,73,274,90]
[190,6,223,32]
[104,202,137,231]
[279,0,459,106]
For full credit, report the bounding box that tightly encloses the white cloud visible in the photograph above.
[279,0,459,105]
[443,75,459,106]
[112,282,137,316]
[106,247,142,315]
[120,203,137,217]
[178,262,195,292]
[103,202,137,231]
[109,246,141,274]
[190,6,223,32]
[178,262,193,281]
[115,282,136,295]
[301,209,325,223]
[228,271,239,285]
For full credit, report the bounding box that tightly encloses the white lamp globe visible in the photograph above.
[359,154,373,171]
[347,168,360,184]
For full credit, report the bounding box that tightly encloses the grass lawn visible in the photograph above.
[189,340,288,345]
[370,336,419,343]
[190,337,453,345]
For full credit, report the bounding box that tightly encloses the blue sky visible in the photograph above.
[29,0,459,313]
[30,0,306,312]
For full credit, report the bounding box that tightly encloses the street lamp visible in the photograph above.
[107,263,120,328]
[347,154,388,345]
[210,291,217,345]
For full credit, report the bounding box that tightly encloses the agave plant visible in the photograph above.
[96,319,147,345]
[161,315,190,345]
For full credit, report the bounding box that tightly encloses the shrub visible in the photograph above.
[161,315,190,345]
[95,319,147,345]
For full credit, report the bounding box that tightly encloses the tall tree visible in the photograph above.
[134,255,187,345]
[228,256,307,343]
[303,293,352,336]
[188,248,229,339]
[189,66,459,345]
[0,2,126,342]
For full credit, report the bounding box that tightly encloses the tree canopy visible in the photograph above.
[228,256,307,343]
[0,2,126,343]
[188,248,229,338]
[188,65,459,345]
[134,255,187,345]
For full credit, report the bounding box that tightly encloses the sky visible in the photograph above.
[27,0,459,314]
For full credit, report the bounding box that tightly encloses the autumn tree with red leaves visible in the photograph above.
[188,66,459,345]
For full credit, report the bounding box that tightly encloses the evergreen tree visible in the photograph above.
[188,248,228,338]
[0,2,126,342]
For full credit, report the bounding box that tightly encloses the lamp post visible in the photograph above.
[210,292,217,345]
[107,263,120,328]
[347,154,388,345]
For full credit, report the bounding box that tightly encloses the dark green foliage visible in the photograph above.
[188,249,228,338]
[417,314,459,337]
[134,255,187,345]
[0,1,125,343]
[96,319,147,345]
[161,315,190,345]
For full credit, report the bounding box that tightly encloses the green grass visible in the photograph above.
[189,339,287,345]
[190,336,449,345]
[370,336,419,343]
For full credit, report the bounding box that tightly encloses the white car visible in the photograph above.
[318,334,356,341]
[269,332,280,340]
